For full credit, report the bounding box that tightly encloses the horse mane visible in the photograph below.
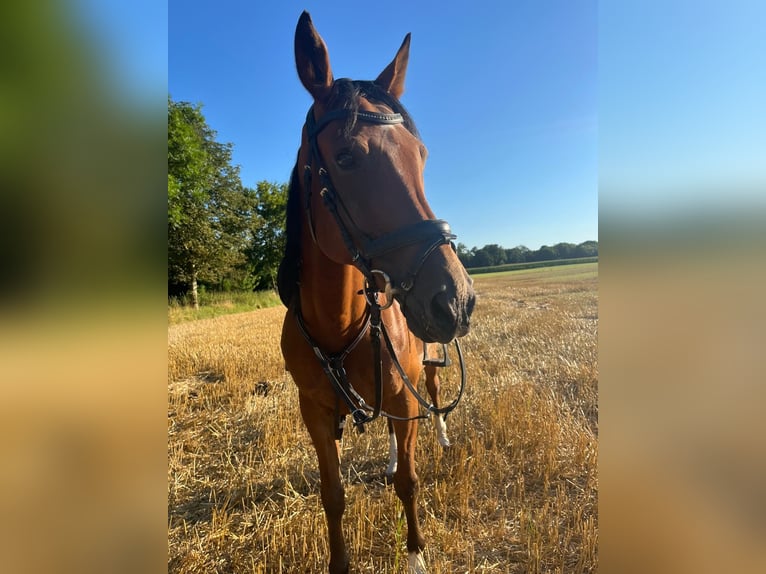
[276,159,302,306]
[276,79,419,307]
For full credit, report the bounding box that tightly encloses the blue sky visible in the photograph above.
[599,1,766,216]
[166,0,598,251]
[72,0,167,105]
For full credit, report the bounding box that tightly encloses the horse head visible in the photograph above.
[291,11,475,344]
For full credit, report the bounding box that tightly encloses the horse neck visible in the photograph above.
[298,241,369,350]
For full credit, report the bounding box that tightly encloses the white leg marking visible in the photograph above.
[408,551,427,573]
[385,432,398,476]
[434,415,450,448]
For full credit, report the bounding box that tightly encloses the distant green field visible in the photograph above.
[475,260,598,282]
[467,256,598,276]
[168,290,281,324]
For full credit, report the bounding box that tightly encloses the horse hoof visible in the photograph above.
[408,551,427,573]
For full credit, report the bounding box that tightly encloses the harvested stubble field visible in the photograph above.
[168,262,598,573]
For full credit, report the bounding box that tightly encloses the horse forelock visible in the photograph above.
[327,78,419,140]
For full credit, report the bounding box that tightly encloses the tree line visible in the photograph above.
[168,97,597,306]
[168,97,287,307]
[456,240,598,269]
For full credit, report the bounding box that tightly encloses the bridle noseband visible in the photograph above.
[294,103,466,432]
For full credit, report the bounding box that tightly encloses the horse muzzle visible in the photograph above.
[400,275,475,343]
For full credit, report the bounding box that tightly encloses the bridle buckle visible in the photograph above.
[365,269,399,310]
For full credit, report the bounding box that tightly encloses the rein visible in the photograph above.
[293,281,467,432]
[294,104,467,432]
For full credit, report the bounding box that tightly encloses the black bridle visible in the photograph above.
[293,104,466,432]
[302,105,457,308]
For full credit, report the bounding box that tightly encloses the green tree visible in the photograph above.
[575,240,598,257]
[456,242,473,267]
[505,245,530,263]
[553,242,577,259]
[469,246,489,268]
[471,244,506,267]
[168,98,248,307]
[245,181,289,290]
[532,245,558,261]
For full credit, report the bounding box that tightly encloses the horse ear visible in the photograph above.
[294,11,333,101]
[375,33,411,99]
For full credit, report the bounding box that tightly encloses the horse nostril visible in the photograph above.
[466,291,476,319]
[430,290,458,329]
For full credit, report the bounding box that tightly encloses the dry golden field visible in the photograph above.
[168,263,598,573]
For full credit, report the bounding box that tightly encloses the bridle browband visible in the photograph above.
[293,102,466,432]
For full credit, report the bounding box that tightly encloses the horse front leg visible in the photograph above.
[424,364,450,447]
[385,418,398,477]
[299,395,348,574]
[388,363,451,481]
[392,417,427,573]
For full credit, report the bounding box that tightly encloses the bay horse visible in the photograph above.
[279,12,475,573]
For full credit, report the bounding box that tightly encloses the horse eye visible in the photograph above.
[335,151,355,169]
